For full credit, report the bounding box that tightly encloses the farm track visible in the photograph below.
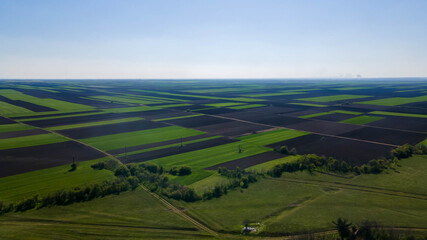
[266,177,427,201]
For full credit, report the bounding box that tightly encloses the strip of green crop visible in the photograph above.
[243,92,307,97]
[340,115,384,125]
[300,110,362,119]
[228,104,266,109]
[0,133,68,150]
[369,111,427,119]
[237,128,309,146]
[297,94,370,102]
[204,102,245,107]
[21,112,106,122]
[47,117,144,131]
[289,103,327,107]
[81,126,205,151]
[358,95,427,106]
[153,114,203,122]
[117,135,221,157]
[0,123,34,133]
[0,101,34,116]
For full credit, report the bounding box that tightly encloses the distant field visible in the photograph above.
[340,115,384,125]
[0,133,68,150]
[81,126,205,151]
[47,117,144,131]
[358,95,427,106]
[299,110,362,119]
[289,103,327,107]
[228,104,266,109]
[0,158,115,203]
[204,102,245,107]
[297,94,370,102]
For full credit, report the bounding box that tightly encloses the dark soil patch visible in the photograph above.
[163,115,232,128]
[195,121,271,137]
[339,127,427,146]
[121,137,237,163]
[57,120,167,139]
[0,141,105,177]
[196,108,240,115]
[0,129,49,139]
[267,134,393,166]
[12,110,101,120]
[246,106,300,114]
[366,116,427,132]
[204,151,284,170]
[0,116,15,124]
[145,111,198,121]
[286,120,363,135]
[108,134,212,155]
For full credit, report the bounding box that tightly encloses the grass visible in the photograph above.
[0,158,115,203]
[358,95,427,106]
[46,117,144,131]
[369,111,427,119]
[228,104,266,109]
[0,133,68,150]
[0,188,205,240]
[299,110,362,119]
[297,94,370,102]
[0,101,34,116]
[153,114,203,122]
[340,115,384,125]
[81,126,205,151]
[0,123,34,133]
[174,155,427,234]
[288,103,328,107]
[0,89,93,112]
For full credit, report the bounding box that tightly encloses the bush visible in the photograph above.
[91,162,105,170]
[178,166,192,176]
[115,165,130,177]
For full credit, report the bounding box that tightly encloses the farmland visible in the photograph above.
[1,79,427,239]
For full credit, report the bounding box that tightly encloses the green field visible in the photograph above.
[90,95,169,105]
[297,94,370,102]
[204,102,245,107]
[0,133,68,150]
[299,110,362,119]
[236,128,309,146]
[0,188,206,240]
[289,102,328,107]
[0,123,34,133]
[243,91,307,97]
[47,117,144,131]
[81,126,205,151]
[0,158,115,203]
[228,104,266,109]
[340,115,384,125]
[358,95,427,106]
[152,114,203,122]
[369,111,427,119]
[0,101,34,116]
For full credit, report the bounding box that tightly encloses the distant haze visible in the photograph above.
[1,0,427,79]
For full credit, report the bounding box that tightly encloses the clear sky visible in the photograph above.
[1,0,427,79]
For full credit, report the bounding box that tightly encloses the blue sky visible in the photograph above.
[1,0,427,79]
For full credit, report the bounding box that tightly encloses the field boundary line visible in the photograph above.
[138,184,218,237]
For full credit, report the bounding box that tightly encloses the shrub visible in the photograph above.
[178,166,192,176]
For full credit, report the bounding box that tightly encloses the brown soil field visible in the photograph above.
[0,129,48,139]
[204,151,284,170]
[339,127,427,146]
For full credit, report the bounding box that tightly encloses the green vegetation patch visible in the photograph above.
[0,158,115,203]
[47,117,144,131]
[243,91,307,97]
[90,95,167,105]
[81,126,205,151]
[299,110,362,119]
[0,123,34,133]
[289,103,328,107]
[369,111,427,119]
[237,128,309,146]
[228,104,266,109]
[0,133,68,150]
[204,102,245,107]
[153,114,203,122]
[0,101,34,116]
[134,89,263,102]
[340,115,384,125]
[297,94,370,102]
[21,112,105,122]
[246,155,300,172]
[357,95,427,106]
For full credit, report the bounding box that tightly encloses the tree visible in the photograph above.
[178,166,192,176]
[114,165,130,177]
[333,218,352,240]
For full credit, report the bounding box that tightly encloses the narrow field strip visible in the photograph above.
[47,117,144,130]
[0,133,68,150]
